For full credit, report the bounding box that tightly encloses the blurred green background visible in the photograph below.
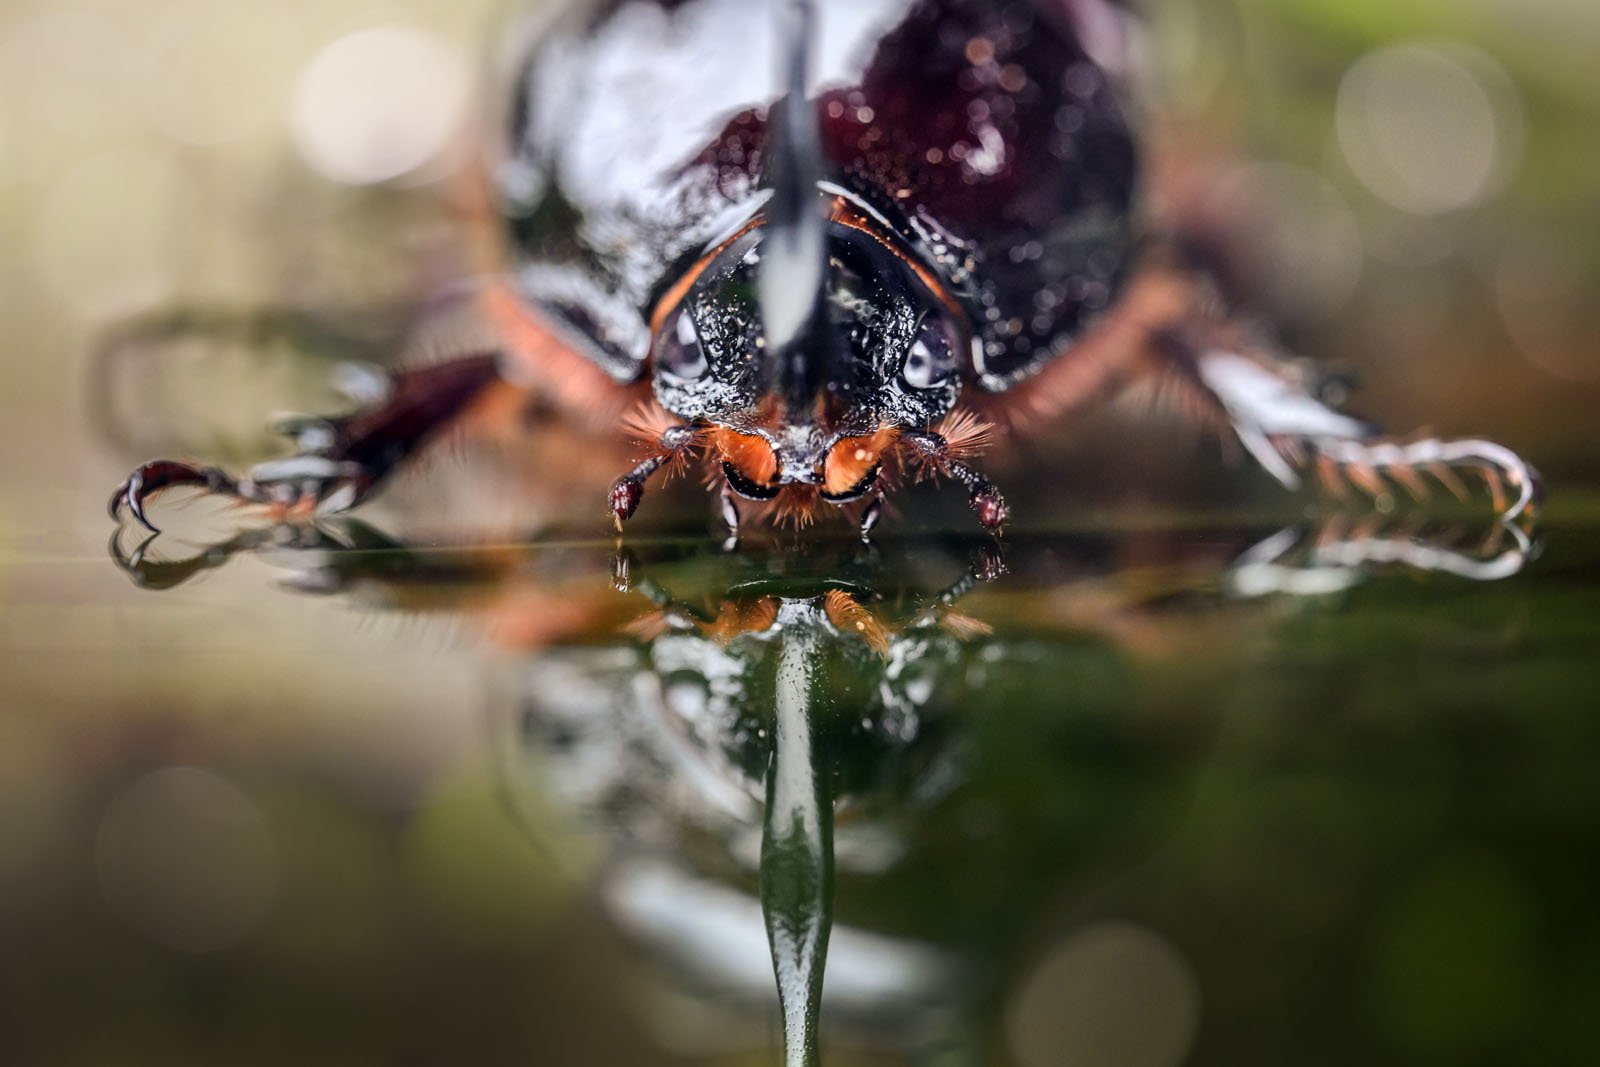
[1,1,1598,1065]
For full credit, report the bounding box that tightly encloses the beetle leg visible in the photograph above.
[858,491,884,542]
[608,455,665,529]
[607,424,699,531]
[1188,347,1542,522]
[905,541,1008,631]
[1301,436,1542,524]
[1226,513,1535,597]
[719,482,742,536]
[1005,268,1539,525]
[109,523,280,590]
[109,352,507,532]
[109,460,255,533]
[902,430,1009,531]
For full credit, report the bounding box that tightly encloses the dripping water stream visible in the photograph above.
[761,603,835,1067]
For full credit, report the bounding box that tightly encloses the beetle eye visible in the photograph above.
[656,309,709,381]
[901,317,957,390]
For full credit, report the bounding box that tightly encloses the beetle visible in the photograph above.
[109,0,1540,539]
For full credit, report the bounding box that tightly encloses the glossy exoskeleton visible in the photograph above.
[110,0,1540,538]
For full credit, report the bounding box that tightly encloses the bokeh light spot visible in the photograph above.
[1494,237,1600,382]
[31,149,190,316]
[290,25,470,186]
[1336,42,1523,216]
[1370,850,1539,1056]
[137,0,300,146]
[1006,921,1201,1067]
[1213,162,1364,320]
[1,11,138,142]
[95,766,279,953]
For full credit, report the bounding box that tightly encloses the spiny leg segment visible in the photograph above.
[1292,435,1541,520]
[1193,349,1542,522]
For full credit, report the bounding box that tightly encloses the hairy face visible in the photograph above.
[649,221,966,502]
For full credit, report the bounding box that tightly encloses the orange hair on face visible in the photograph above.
[711,427,779,487]
[823,589,889,658]
[774,485,822,528]
[823,427,900,497]
[703,597,780,644]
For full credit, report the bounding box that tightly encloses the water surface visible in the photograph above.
[4,495,1596,1066]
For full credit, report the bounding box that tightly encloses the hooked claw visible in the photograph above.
[109,454,373,535]
[108,460,238,533]
[108,525,246,590]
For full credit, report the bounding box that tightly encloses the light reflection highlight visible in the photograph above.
[1336,42,1523,216]
[290,26,470,186]
[1007,921,1201,1067]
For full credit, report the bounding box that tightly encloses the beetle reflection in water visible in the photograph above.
[107,514,1533,1064]
[108,0,1539,541]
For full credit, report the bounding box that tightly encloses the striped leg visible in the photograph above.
[1195,349,1542,522]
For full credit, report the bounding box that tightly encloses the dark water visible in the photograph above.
[5,493,1595,1066]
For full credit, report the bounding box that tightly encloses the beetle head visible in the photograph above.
[650,215,966,506]
[638,0,969,513]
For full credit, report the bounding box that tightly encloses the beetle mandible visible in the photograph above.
[109,0,1540,538]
